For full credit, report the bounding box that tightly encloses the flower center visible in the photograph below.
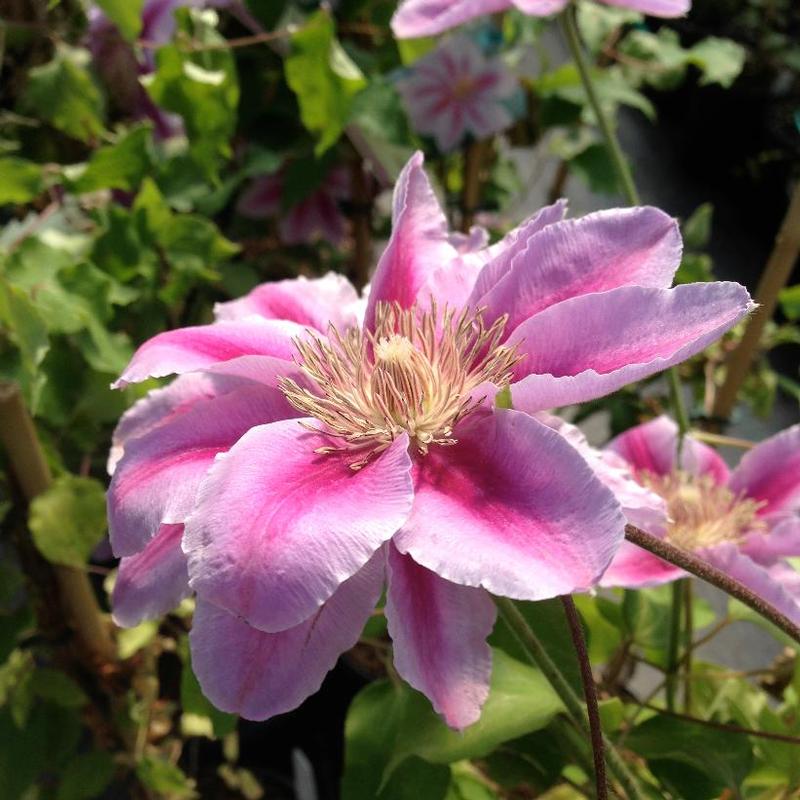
[639,470,765,550]
[279,301,519,469]
[452,76,477,100]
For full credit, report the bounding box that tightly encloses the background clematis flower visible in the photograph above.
[237,166,351,246]
[107,152,752,729]
[599,416,800,623]
[396,35,520,152]
[392,0,691,39]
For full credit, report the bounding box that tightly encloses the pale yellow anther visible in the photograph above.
[375,334,416,364]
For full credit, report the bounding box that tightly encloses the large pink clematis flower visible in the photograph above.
[599,416,800,622]
[392,0,690,38]
[107,152,751,728]
[237,166,351,246]
[396,35,519,152]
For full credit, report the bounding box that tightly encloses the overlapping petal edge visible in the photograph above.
[107,151,751,728]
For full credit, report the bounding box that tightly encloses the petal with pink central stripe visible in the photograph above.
[112,318,305,388]
[393,409,625,599]
[600,540,684,589]
[184,424,413,633]
[108,385,295,557]
[112,523,189,627]
[509,283,753,411]
[391,0,512,38]
[386,545,494,730]
[190,554,384,721]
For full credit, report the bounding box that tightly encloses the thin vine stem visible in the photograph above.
[495,597,644,800]
[561,596,608,800]
[664,580,684,711]
[624,525,800,644]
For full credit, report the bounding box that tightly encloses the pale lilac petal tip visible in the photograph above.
[386,545,495,730]
[190,554,384,721]
[394,409,626,600]
[184,423,413,633]
[509,282,754,412]
[600,0,690,18]
[112,523,190,627]
[391,0,512,38]
[600,540,684,588]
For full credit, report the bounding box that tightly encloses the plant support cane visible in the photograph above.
[0,382,116,666]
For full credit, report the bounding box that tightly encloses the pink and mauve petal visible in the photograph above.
[728,424,800,516]
[190,554,384,721]
[184,423,413,633]
[112,524,189,627]
[607,415,730,483]
[112,318,305,389]
[386,545,494,730]
[509,282,753,412]
[364,153,457,330]
[469,200,568,302]
[699,543,800,626]
[237,174,282,218]
[512,0,570,13]
[600,0,690,18]
[600,540,684,588]
[394,409,625,599]
[215,272,360,332]
[742,516,800,565]
[108,385,294,557]
[392,0,512,38]
[480,208,682,334]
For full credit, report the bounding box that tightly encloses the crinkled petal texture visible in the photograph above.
[509,283,753,412]
[477,207,682,333]
[113,524,190,627]
[599,541,684,588]
[698,543,800,626]
[190,553,385,721]
[184,423,414,633]
[728,424,800,517]
[112,318,305,388]
[386,545,495,730]
[742,516,800,565]
[600,0,689,16]
[364,153,459,329]
[394,409,626,599]
[214,272,361,332]
[108,385,296,557]
[607,415,730,483]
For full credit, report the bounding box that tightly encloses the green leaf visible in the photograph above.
[569,142,619,195]
[94,0,145,41]
[391,649,563,770]
[284,9,367,155]
[57,750,115,800]
[779,285,800,322]
[28,474,107,567]
[0,158,44,205]
[70,125,153,194]
[137,756,197,799]
[689,37,746,89]
[682,202,714,250]
[29,668,86,708]
[117,620,159,659]
[626,714,753,798]
[445,762,498,800]
[576,4,642,55]
[19,46,105,143]
[144,10,239,178]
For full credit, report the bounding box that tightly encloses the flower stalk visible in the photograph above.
[495,596,644,800]
[624,524,800,644]
[561,596,608,800]
[664,579,684,711]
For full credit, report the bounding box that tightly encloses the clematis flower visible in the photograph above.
[598,416,800,622]
[107,152,752,728]
[396,35,520,152]
[237,167,351,246]
[392,0,691,38]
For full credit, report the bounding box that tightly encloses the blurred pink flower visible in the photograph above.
[107,152,751,728]
[392,0,690,38]
[237,167,351,246]
[396,35,518,151]
[598,416,800,622]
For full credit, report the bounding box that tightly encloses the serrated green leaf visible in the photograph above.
[94,0,145,41]
[284,10,367,155]
[117,620,159,660]
[28,474,107,567]
[57,750,115,800]
[0,158,44,205]
[689,37,746,89]
[137,756,197,799]
[70,125,153,194]
[19,46,105,143]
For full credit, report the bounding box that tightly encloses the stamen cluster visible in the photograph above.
[640,471,765,550]
[280,301,519,469]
